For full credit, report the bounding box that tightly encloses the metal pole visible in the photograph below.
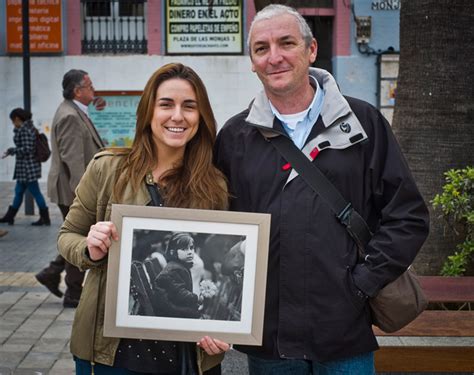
[22,0,34,215]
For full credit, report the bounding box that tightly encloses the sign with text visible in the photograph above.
[166,0,243,54]
[89,92,141,148]
[6,0,62,53]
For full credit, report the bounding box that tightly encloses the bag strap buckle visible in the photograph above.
[336,203,353,226]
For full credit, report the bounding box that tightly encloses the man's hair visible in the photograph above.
[248,4,314,51]
[62,69,88,100]
[9,107,32,122]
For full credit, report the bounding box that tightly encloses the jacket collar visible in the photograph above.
[246,68,367,149]
[246,68,369,184]
[65,100,105,148]
[247,68,352,129]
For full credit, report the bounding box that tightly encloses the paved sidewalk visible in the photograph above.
[0,182,75,374]
[0,182,248,374]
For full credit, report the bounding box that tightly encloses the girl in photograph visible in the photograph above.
[155,232,201,319]
[58,63,229,374]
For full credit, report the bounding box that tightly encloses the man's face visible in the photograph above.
[249,14,317,99]
[74,75,95,106]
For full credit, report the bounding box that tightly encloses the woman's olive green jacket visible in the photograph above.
[58,150,223,372]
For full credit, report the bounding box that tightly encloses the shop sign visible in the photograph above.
[6,0,62,53]
[166,0,243,54]
[89,92,141,148]
[371,0,400,11]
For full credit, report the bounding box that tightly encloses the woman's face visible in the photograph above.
[11,117,22,128]
[176,240,195,265]
[151,78,200,157]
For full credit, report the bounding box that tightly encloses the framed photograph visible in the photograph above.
[104,204,271,345]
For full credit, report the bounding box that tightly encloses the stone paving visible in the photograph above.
[0,182,74,374]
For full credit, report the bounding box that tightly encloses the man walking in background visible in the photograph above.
[215,4,429,374]
[36,69,105,308]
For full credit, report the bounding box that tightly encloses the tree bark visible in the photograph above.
[392,0,474,274]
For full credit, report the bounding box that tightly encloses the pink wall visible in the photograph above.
[246,0,256,51]
[67,0,82,55]
[148,0,162,54]
[333,0,351,56]
[245,1,350,57]
[298,8,335,16]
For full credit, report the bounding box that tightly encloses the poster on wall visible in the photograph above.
[379,54,399,125]
[6,0,62,53]
[89,91,142,148]
[165,0,243,54]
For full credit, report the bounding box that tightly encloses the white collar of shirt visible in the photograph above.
[269,76,321,129]
[73,99,89,118]
[269,76,325,149]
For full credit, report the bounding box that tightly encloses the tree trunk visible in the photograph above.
[392,0,474,274]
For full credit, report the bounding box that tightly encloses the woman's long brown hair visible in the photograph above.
[113,63,228,210]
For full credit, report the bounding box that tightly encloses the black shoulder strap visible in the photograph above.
[269,134,373,251]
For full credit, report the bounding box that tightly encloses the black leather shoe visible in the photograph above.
[35,272,63,298]
[63,297,79,308]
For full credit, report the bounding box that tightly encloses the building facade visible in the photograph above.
[0,0,400,181]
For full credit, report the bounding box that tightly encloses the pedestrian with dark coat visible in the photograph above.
[214,4,429,374]
[0,108,50,226]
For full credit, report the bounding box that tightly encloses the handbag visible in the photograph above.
[267,132,428,333]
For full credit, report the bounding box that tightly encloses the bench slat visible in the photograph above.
[373,276,474,372]
[374,310,474,336]
[418,276,474,302]
[375,346,474,372]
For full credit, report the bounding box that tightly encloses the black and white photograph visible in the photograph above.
[128,229,246,322]
[104,204,271,345]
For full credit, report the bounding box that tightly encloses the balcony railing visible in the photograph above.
[81,0,147,54]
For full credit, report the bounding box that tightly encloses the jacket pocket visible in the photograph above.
[345,267,367,311]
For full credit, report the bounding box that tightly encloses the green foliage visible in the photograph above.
[432,167,474,276]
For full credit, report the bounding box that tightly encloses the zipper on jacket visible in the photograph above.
[91,361,95,374]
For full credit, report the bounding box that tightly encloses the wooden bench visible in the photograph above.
[374,276,474,372]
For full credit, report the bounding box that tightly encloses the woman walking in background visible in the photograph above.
[0,108,50,226]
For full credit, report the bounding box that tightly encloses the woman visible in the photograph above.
[58,63,230,374]
[0,108,50,226]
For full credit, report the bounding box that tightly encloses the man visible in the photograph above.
[214,5,429,374]
[36,69,105,308]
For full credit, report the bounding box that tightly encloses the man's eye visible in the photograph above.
[254,46,267,54]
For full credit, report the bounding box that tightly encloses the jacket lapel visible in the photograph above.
[68,100,105,148]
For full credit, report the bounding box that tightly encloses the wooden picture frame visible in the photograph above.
[104,204,271,345]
